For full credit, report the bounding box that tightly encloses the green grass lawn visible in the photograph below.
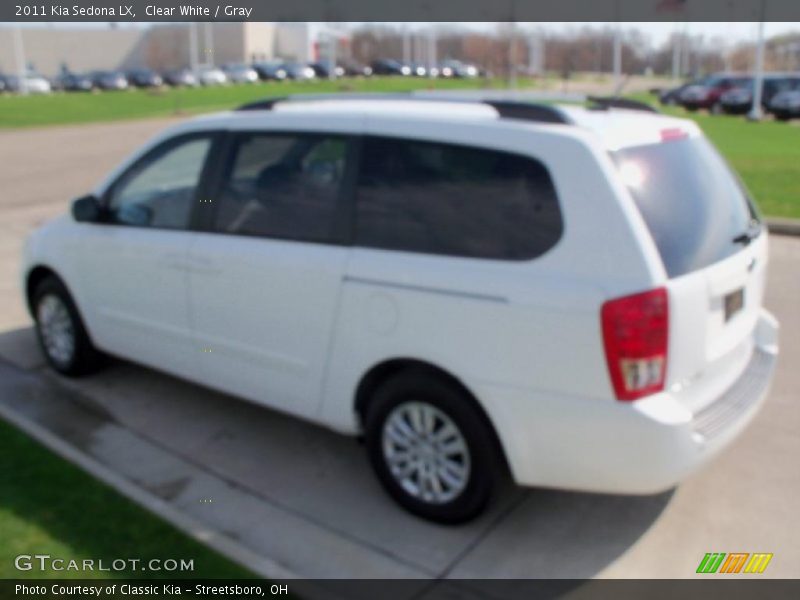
[0,76,535,129]
[1,78,797,218]
[0,418,253,579]
[627,94,800,220]
[681,113,800,220]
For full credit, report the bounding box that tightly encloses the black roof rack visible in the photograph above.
[587,96,660,113]
[234,93,574,125]
[236,97,288,111]
[482,100,573,124]
[236,93,415,111]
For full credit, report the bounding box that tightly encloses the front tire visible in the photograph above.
[364,370,500,524]
[33,276,103,376]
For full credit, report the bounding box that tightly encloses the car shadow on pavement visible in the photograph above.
[0,325,676,581]
[449,487,675,579]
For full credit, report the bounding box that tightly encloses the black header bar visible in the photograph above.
[3,579,800,600]
[2,0,800,22]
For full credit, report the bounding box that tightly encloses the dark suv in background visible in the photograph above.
[679,74,751,113]
[767,85,800,120]
[126,69,163,88]
[720,74,800,115]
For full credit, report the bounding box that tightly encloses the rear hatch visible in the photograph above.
[611,134,766,412]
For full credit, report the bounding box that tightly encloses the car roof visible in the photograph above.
[558,104,700,149]
[186,97,701,152]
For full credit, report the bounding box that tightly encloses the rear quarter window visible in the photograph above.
[355,136,563,260]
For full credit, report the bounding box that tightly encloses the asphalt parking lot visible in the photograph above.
[0,119,798,587]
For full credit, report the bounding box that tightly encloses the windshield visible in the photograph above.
[612,136,760,278]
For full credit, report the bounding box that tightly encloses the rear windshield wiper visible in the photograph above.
[732,221,762,246]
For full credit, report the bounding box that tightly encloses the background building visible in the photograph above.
[0,23,349,75]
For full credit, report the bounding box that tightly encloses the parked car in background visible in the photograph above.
[163,68,198,87]
[91,71,129,91]
[4,73,52,94]
[253,61,288,81]
[53,72,94,92]
[126,69,163,88]
[767,88,800,120]
[195,66,227,86]
[679,74,751,113]
[221,64,259,84]
[720,74,800,115]
[371,59,411,76]
[282,63,316,81]
[440,60,479,78]
[23,95,778,524]
[0,74,6,93]
[657,79,705,106]
[406,62,427,77]
[310,60,346,79]
[339,60,372,77]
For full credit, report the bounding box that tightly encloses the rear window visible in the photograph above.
[612,136,760,278]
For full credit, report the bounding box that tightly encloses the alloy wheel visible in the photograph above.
[382,401,471,504]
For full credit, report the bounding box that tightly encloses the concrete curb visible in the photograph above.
[766,217,800,237]
[0,400,302,583]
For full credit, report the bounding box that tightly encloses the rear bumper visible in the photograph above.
[477,309,779,494]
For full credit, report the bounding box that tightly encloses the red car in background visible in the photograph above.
[678,74,752,113]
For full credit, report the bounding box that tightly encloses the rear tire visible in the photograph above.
[364,370,500,524]
[33,276,104,376]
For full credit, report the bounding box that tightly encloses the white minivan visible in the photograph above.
[22,95,779,522]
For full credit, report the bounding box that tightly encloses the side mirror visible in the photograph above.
[71,194,102,223]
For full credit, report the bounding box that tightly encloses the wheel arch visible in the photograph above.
[26,265,89,330]
[26,265,62,316]
[354,357,511,472]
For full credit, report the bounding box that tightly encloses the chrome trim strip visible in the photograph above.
[342,276,508,304]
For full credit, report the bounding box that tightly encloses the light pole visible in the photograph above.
[329,33,337,81]
[508,22,517,89]
[403,24,411,66]
[612,0,622,94]
[13,26,28,96]
[427,27,437,78]
[672,29,681,80]
[204,22,214,67]
[748,4,767,121]
[189,22,199,73]
[613,27,622,94]
[528,31,543,76]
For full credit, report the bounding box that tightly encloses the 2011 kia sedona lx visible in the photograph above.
[22,95,779,523]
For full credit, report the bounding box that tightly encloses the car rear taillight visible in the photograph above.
[601,287,669,401]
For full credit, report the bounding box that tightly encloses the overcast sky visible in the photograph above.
[437,22,800,45]
[12,21,800,46]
